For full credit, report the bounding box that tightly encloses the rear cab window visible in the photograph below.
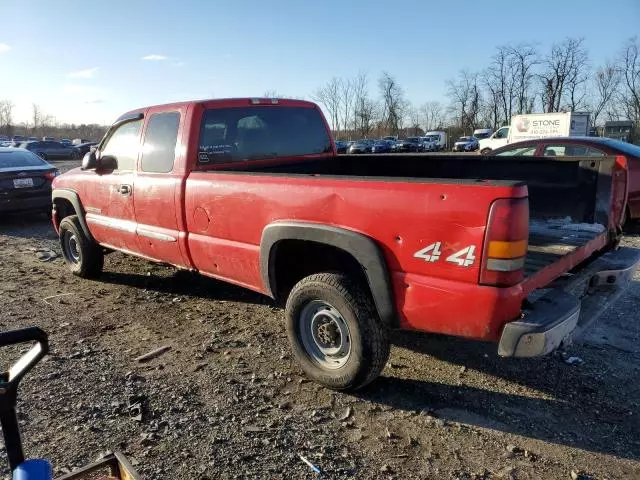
[198,106,331,165]
[141,111,181,173]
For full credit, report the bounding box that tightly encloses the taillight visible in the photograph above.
[44,170,59,181]
[480,197,529,287]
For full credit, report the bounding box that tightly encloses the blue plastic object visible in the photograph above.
[12,459,53,480]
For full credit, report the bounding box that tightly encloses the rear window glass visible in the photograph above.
[198,106,331,164]
[0,150,46,168]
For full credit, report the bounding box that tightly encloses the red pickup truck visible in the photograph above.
[51,98,640,391]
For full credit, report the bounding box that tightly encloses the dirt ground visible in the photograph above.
[0,160,639,479]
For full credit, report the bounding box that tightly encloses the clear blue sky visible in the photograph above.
[1,0,638,125]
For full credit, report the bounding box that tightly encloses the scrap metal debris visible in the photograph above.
[135,345,172,363]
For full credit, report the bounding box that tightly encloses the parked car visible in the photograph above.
[60,138,73,146]
[73,142,99,158]
[334,140,348,154]
[12,135,26,144]
[0,147,59,215]
[19,141,80,160]
[371,140,392,153]
[348,139,373,154]
[394,137,422,152]
[453,136,479,152]
[489,136,640,223]
[382,135,398,142]
[42,137,56,141]
[28,136,37,141]
[420,137,437,152]
[51,97,638,392]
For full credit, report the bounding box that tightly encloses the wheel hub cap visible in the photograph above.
[299,301,351,369]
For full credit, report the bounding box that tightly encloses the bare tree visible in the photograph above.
[338,78,355,135]
[447,70,481,132]
[508,43,538,114]
[406,105,422,136]
[420,101,445,130]
[378,72,405,135]
[351,72,368,137]
[617,37,640,125]
[312,77,341,134]
[539,37,589,112]
[589,62,621,126]
[483,46,517,125]
[0,100,14,134]
[31,103,42,131]
[355,98,379,138]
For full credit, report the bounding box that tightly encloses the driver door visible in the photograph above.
[83,117,144,254]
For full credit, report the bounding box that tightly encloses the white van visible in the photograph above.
[424,131,447,151]
[473,128,493,140]
[478,112,591,154]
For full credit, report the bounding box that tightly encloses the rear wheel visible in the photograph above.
[480,148,492,155]
[59,215,103,278]
[285,272,390,391]
[71,150,80,160]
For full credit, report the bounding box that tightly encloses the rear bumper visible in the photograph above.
[0,192,51,213]
[498,246,640,357]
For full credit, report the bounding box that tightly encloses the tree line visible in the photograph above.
[311,36,640,139]
[0,101,107,141]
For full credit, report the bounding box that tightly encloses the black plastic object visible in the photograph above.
[0,327,49,471]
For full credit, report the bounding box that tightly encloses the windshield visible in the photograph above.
[457,137,470,142]
[0,150,47,168]
[199,106,332,163]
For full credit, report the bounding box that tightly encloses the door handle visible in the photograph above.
[118,184,132,195]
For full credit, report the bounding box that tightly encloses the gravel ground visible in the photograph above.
[0,159,639,479]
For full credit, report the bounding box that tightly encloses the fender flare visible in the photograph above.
[260,222,397,328]
[52,188,94,242]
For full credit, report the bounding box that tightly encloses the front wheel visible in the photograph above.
[59,215,104,278]
[285,272,390,391]
[480,148,492,155]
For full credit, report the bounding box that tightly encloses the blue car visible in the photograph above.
[371,140,392,153]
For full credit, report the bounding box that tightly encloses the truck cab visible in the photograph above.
[479,126,509,154]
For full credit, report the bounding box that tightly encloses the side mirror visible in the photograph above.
[100,155,118,170]
[81,151,98,170]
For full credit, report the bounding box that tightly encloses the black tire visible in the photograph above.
[480,148,492,155]
[59,215,104,278]
[285,272,390,391]
[71,150,79,160]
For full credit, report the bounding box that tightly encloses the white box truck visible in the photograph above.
[424,131,447,151]
[478,112,591,154]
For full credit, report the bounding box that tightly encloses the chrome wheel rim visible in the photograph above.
[299,300,351,369]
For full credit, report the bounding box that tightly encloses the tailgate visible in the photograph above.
[485,154,629,295]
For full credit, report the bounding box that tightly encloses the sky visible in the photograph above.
[0,0,638,125]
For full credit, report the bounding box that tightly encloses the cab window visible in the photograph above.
[101,119,143,171]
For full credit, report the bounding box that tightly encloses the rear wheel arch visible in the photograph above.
[52,189,94,242]
[260,222,398,328]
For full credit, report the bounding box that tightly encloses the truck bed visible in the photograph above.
[241,153,616,284]
[526,223,603,277]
